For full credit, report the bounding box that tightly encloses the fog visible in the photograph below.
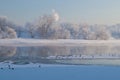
[1,45,120,61]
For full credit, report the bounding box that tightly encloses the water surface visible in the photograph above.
[0,65,120,80]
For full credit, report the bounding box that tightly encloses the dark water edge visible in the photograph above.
[0,65,120,80]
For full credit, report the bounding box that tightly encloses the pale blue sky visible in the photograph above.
[0,0,120,25]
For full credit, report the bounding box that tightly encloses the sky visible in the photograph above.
[0,0,120,25]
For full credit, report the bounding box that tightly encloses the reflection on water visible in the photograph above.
[0,46,16,61]
[1,45,120,65]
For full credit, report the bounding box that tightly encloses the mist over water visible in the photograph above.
[1,45,120,64]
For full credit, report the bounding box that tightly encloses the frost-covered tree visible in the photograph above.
[0,16,17,39]
[25,14,57,39]
[23,11,113,40]
[60,23,79,39]
[77,24,111,40]
[51,25,71,39]
[77,24,91,39]
[25,22,35,38]
[25,11,64,39]
[93,26,111,40]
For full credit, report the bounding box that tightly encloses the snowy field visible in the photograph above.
[0,39,120,46]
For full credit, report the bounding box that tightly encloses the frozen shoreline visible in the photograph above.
[1,59,120,68]
[0,61,76,68]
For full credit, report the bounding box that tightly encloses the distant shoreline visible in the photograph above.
[0,39,120,46]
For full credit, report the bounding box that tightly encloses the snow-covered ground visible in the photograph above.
[0,39,120,46]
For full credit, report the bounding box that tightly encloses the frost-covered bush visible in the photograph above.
[89,25,111,40]
[77,24,111,40]
[0,16,17,39]
[50,24,71,39]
